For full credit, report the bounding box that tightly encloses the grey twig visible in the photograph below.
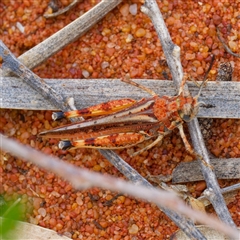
[198,183,240,207]
[0,0,123,76]
[1,134,239,239]
[44,0,81,18]
[1,77,240,119]
[217,27,240,58]
[0,41,70,112]
[142,0,236,228]
[172,158,240,183]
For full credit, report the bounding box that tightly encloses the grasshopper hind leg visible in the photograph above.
[52,98,137,121]
[59,140,72,150]
[58,132,148,150]
[58,132,163,157]
[177,124,213,169]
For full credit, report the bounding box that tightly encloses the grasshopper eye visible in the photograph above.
[178,110,190,122]
[178,105,199,122]
[181,114,191,122]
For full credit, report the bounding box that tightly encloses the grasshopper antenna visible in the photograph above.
[196,54,215,100]
[121,74,158,96]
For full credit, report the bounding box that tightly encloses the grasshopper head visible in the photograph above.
[178,78,207,122]
[178,96,200,122]
[177,55,212,123]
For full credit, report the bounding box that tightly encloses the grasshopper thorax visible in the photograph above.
[152,92,200,128]
[177,94,199,122]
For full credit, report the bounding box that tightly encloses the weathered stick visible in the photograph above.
[141,0,236,228]
[217,27,240,58]
[199,183,240,207]
[44,0,82,18]
[1,77,240,119]
[1,134,239,239]
[0,42,71,112]
[0,0,122,76]
[172,158,240,183]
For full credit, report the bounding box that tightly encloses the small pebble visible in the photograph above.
[16,22,25,33]
[120,3,129,17]
[76,196,83,206]
[129,224,139,234]
[126,34,133,43]
[129,4,137,15]
[185,53,195,60]
[38,207,47,217]
[135,28,146,37]
[82,70,90,78]
[101,61,109,69]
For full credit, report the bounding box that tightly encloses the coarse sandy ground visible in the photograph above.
[0,0,240,239]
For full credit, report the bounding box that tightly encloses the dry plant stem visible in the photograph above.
[172,158,240,182]
[142,0,236,227]
[2,77,240,119]
[198,183,240,203]
[0,41,70,112]
[1,135,239,240]
[44,0,81,18]
[99,150,205,239]
[202,54,215,82]
[0,44,205,240]
[217,27,240,58]
[0,0,122,76]
[215,183,240,196]
[188,119,236,227]
[141,2,183,92]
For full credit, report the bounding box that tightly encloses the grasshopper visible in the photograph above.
[39,76,205,159]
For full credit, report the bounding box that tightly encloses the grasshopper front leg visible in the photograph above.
[177,124,212,168]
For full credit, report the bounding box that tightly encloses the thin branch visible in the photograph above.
[198,183,240,207]
[172,158,240,183]
[44,0,81,18]
[0,0,123,76]
[1,77,240,119]
[202,54,215,82]
[0,134,239,240]
[187,120,236,226]
[142,0,236,227]
[0,41,71,112]
[141,2,184,92]
[217,27,240,58]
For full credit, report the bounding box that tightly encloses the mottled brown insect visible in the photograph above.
[39,76,205,158]
[216,62,233,82]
